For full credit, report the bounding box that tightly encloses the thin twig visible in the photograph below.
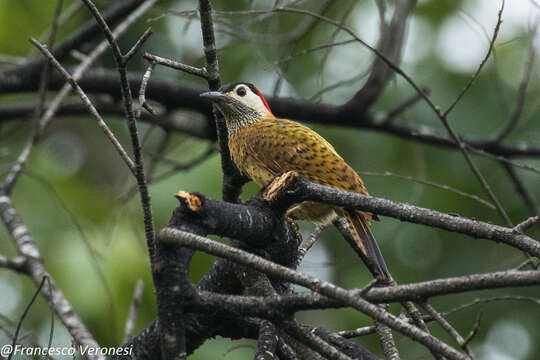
[295,225,322,267]
[3,0,153,195]
[400,299,445,360]
[494,20,537,143]
[30,39,136,174]
[123,279,144,344]
[443,1,505,118]
[45,277,55,353]
[80,0,157,259]
[272,4,512,226]
[3,0,63,194]
[273,39,356,66]
[383,88,429,123]
[357,170,495,209]
[0,193,102,359]
[125,28,153,63]
[466,145,540,175]
[281,320,352,360]
[462,312,483,347]
[513,216,540,234]
[421,302,475,358]
[503,163,538,214]
[143,52,208,78]
[336,326,375,338]
[7,276,48,360]
[138,60,156,118]
[0,255,28,273]
[444,295,540,317]
[516,257,540,270]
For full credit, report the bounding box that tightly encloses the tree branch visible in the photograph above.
[0,192,102,359]
[160,228,469,360]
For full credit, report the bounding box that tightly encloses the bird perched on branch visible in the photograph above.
[201,82,389,280]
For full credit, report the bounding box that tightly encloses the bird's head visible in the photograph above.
[200,82,274,134]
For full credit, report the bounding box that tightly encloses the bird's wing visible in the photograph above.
[241,118,369,195]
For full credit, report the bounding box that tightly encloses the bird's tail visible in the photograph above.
[342,210,390,280]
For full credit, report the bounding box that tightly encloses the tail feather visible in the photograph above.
[343,210,390,280]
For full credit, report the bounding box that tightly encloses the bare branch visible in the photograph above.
[357,170,495,209]
[350,0,417,108]
[0,193,102,359]
[3,0,64,194]
[29,38,136,174]
[1,0,156,194]
[383,88,429,123]
[7,276,48,360]
[80,0,157,260]
[513,216,540,234]
[265,174,540,257]
[272,4,511,226]
[463,312,483,347]
[445,295,540,317]
[143,52,208,78]
[125,28,153,64]
[421,302,475,358]
[198,0,248,203]
[255,320,279,360]
[123,280,145,344]
[503,163,539,215]
[374,305,400,360]
[494,17,537,143]
[443,1,505,118]
[160,228,469,360]
[138,60,156,118]
[295,225,322,267]
[4,66,540,159]
[0,254,27,274]
[281,320,352,360]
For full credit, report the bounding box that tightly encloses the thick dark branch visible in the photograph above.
[3,69,540,157]
[172,192,276,244]
[0,102,212,139]
[255,321,279,360]
[160,228,468,360]
[190,268,540,309]
[365,270,540,302]
[263,173,540,257]
[198,0,248,202]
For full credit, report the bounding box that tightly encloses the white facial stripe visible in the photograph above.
[226,84,272,117]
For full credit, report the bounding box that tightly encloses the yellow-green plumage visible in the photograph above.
[202,82,389,279]
[229,117,372,224]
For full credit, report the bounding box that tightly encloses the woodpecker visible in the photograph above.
[201,82,389,279]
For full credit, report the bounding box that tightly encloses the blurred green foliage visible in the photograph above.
[1,0,539,359]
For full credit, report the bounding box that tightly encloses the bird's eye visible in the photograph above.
[236,87,247,97]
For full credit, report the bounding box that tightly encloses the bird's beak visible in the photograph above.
[200,91,230,103]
